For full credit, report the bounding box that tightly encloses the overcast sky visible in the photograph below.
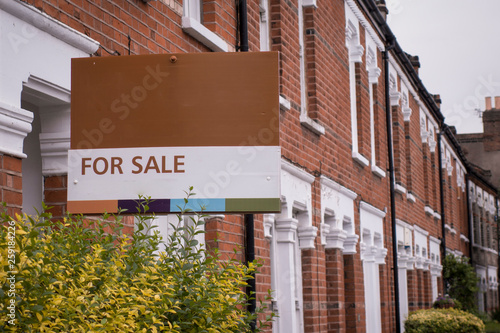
[386,0,500,134]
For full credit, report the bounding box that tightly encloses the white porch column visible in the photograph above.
[275,217,301,333]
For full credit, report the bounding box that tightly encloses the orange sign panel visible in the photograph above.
[71,52,279,150]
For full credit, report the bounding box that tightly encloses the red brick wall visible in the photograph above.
[10,0,480,331]
[0,155,23,216]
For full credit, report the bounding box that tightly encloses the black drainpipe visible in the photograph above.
[437,126,447,294]
[238,0,255,330]
[383,45,401,333]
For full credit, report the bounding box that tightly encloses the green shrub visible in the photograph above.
[0,191,273,332]
[443,254,480,312]
[405,308,485,333]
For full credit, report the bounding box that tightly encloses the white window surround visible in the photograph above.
[280,160,317,250]
[365,42,385,178]
[345,14,368,167]
[259,0,270,51]
[298,0,325,136]
[182,0,228,52]
[320,176,359,252]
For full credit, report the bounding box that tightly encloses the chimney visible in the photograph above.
[495,96,500,109]
[485,96,492,110]
[376,0,389,21]
[405,53,420,75]
[433,94,441,108]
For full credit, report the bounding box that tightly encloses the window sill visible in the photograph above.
[182,16,228,52]
[352,151,369,168]
[300,114,325,135]
[279,95,291,111]
[371,165,386,178]
[394,183,406,195]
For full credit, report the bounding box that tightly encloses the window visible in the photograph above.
[366,44,385,178]
[182,0,228,52]
[298,0,324,135]
[346,18,367,166]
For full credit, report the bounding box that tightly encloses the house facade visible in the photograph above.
[1,0,499,332]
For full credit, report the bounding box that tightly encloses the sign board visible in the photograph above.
[68,52,280,214]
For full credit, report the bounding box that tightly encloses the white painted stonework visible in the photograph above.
[0,0,98,158]
[320,176,358,252]
[266,160,318,333]
[360,201,387,333]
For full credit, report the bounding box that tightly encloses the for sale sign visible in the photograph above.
[68,52,280,214]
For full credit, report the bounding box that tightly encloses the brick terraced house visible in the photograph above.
[0,0,499,331]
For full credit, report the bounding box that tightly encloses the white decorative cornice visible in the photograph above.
[390,91,401,106]
[39,132,70,175]
[359,201,386,218]
[402,106,412,122]
[447,164,453,177]
[325,226,347,250]
[396,218,413,230]
[281,160,315,184]
[433,211,441,220]
[424,206,434,216]
[1,0,99,54]
[375,247,387,265]
[275,218,298,243]
[349,44,364,63]
[429,138,437,153]
[263,214,274,240]
[320,176,357,200]
[298,225,318,249]
[0,101,33,158]
[414,225,429,236]
[345,0,384,51]
[343,233,359,255]
[320,222,330,246]
[368,67,381,84]
[429,236,441,245]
